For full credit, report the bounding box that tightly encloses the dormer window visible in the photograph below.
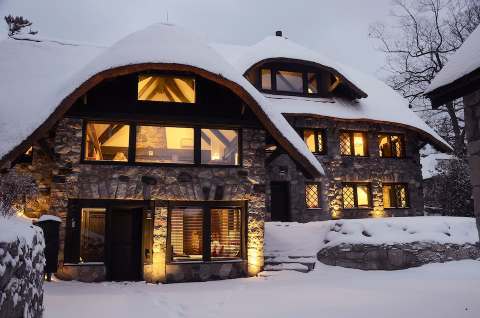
[275,70,303,93]
[258,66,325,96]
[138,75,196,103]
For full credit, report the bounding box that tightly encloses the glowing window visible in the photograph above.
[306,183,321,209]
[379,134,404,158]
[170,208,204,262]
[84,122,130,162]
[138,75,195,103]
[201,129,239,165]
[303,129,325,154]
[342,183,371,209]
[340,131,367,156]
[261,69,272,90]
[383,184,409,208]
[80,208,106,263]
[307,73,318,94]
[135,126,194,164]
[211,208,241,260]
[276,70,303,93]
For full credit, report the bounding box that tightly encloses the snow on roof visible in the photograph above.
[0,24,324,176]
[214,39,450,151]
[421,152,454,179]
[426,25,480,94]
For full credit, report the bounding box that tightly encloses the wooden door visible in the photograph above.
[109,207,142,281]
[270,182,291,222]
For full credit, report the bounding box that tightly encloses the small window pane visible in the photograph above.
[261,69,272,90]
[138,75,195,103]
[276,70,303,93]
[171,208,203,262]
[84,122,129,162]
[379,134,404,158]
[383,185,393,208]
[307,73,318,94]
[391,135,403,157]
[379,135,392,157]
[201,129,239,165]
[356,185,370,208]
[343,186,355,209]
[306,184,320,209]
[353,132,366,156]
[397,185,408,208]
[303,130,316,152]
[340,132,352,155]
[211,208,241,260]
[136,126,194,164]
[80,208,106,263]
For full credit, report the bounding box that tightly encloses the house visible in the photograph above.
[425,25,480,233]
[0,24,449,283]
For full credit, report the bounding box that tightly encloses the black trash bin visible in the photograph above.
[35,215,61,281]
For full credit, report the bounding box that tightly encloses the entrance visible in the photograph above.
[108,207,143,281]
[270,182,291,221]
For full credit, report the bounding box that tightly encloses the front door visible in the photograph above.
[270,182,291,221]
[109,207,142,281]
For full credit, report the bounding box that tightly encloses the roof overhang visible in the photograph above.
[0,63,324,178]
[426,68,480,108]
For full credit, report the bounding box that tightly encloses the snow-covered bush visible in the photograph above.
[0,170,37,217]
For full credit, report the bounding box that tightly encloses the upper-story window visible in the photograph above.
[303,129,326,154]
[378,134,405,158]
[260,66,325,96]
[340,131,368,156]
[83,121,240,166]
[276,70,303,93]
[138,75,196,103]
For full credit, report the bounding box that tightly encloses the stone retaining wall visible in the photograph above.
[317,242,480,270]
[0,227,45,318]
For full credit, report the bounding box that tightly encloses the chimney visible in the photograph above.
[275,30,283,37]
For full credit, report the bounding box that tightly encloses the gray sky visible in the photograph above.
[0,0,392,76]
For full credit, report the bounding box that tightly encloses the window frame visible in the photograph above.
[258,66,324,97]
[305,182,322,209]
[382,183,410,209]
[342,182,372,209]
[301,128,327,155]
[378,133,406,158]
[166,200,248,264]
[340,130,369,157]
[137,74,196,104]
[80,120,243,168]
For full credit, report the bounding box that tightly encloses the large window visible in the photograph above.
[342,183,371,209]
[136,126,194,164]
[340,131,368,156]
[79,208,106,263]
[305,183,321,209]
[201,129,239,165]
[138,75,195,103]
[303,129,326,154]
[378,134,404,158]
[169,203,244,263]
[83,121,240,166]
[383,184,409,208]
[84,122,130,162]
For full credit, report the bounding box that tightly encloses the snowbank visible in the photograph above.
[421,153,454,179]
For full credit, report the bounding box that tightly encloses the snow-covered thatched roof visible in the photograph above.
[0,23,451,175]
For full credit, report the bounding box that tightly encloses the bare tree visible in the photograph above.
[369,0,480,156]
[0,171,37,217]
[4,15,37,37]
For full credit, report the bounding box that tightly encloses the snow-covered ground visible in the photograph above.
[44,260,480,318]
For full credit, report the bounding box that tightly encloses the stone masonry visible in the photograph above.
[267,116,424,222]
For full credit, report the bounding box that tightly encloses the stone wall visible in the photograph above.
[464,90,480,234]
[267,117,424,222]
[317,242,480,270]
[0,225,45,318]
[41,117,266,282]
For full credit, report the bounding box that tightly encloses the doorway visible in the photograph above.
[270,182,291,221]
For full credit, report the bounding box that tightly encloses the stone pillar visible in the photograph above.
[464,90,480,237]
[147,205,168,283]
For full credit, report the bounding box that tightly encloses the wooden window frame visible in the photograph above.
[166,200,248,264]
[382,183,410,209]
[258,66,323,97]
[340,130,369,157]
[80,120,243,168]
[378,133,406,158]
[137,74,196,104]
[342,182,372,209]
[301,128,327,155]
[305,182,322,209]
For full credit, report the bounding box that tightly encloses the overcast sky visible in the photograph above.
[0,0,393,76]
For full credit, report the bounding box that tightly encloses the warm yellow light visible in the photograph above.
[353,133,366,156]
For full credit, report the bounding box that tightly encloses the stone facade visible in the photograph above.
[22,117,266,283]
[267,117,424,222]
[317,242,480,270]
[464,90,480,233]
